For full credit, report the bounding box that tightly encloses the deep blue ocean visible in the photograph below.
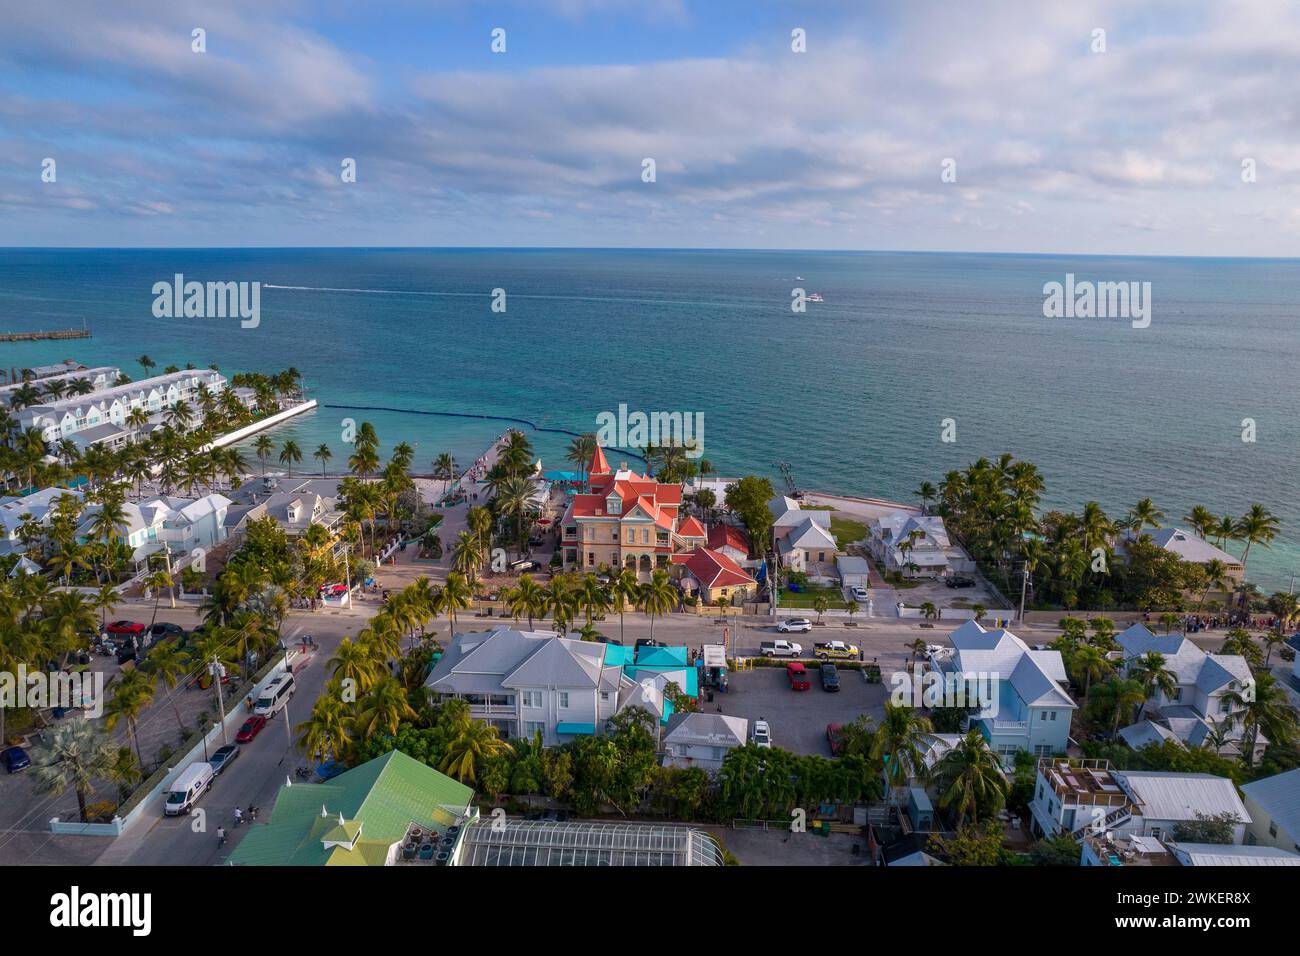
[1,248,1296,590]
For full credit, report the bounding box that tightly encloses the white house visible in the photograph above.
[1115,623,1260,761]
[661,712,748,772]
[1029,758,1250,843]
[869,510,954,578]
[0,486,85,555]
[1118,527,1243,581]
[75,493,231,568]
[770,496,838,574]
[426,627,649,746]
[1240,768,1300,854]
[929,621,1076,764]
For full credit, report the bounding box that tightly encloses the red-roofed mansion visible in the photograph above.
[559,447,708,579]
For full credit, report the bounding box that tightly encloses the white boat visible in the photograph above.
[807,292,824,303]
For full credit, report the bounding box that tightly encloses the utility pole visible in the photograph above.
[1018,565,1029,624]
[212,655,229,745]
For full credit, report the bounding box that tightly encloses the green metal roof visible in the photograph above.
[229,749,474,866]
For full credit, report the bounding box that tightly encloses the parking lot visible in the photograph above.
[714,663,888,756]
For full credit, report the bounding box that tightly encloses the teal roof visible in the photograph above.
[603,644,631,667]
[636,646,688,668]
[229,750,474,867]
[556,722,596,735]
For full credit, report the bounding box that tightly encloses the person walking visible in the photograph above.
[216,826,227,847]
[234,807,244,827]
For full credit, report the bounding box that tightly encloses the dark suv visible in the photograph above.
[820,663,840,692]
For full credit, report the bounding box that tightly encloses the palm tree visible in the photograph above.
[137,355,156,377]
[566,433,597,492]
[313,443,333,477]
[611,568,640,644]
[1197,559,1230,613]
[1128,651,1177,718]
[30,718,120,822]
[104,669,154,765]
[451,531,486,583]
[638,569,677,641]
[1185,506,1216,541]
[934,728,1008,829]
[432,452,456,496]
[278,440,302,476]
[439,710,508,784]
[1225,672,1298,767]
[350,676,417,738]
[872,704,935,791]
[509,574,546,629]
[1213,514,1238,552]
[577,574,611,626]
[328,637,383,694]
[441,572,473,634]
[142,640,192,740]
[143,568,175,628]
[253,434,274,476]
[297,690,354,762]
[1126,497,1165,536]
[1234,504,1280,594]
[466,505,493,566]
[1071,644,1113,698]
[915,481,937,515]
[1091,677,1147,735]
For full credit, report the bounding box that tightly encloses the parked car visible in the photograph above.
[945,575,976,589]
[751,719,772,748]
[105,620,146,636]
[814,640,859,660]
[635,638,663,653]
[850,586,869,602]
[150,622,185,641]
[208,744,240,775]
[786,661,811,691]
[510,559,542,573]
[2,746,31,773]
[778,618,812,633]
[826,723,844,757]
[525,809,571,823]
[235,715,268,744]
[820,663,840,692]
[594,635,624,645]
[319,583,349,597]
[760,639,803,658]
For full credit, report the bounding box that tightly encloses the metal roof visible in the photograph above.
[460,819,723,866]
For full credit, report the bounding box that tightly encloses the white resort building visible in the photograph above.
[15,368,227,446]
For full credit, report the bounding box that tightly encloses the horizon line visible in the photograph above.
[2,245,1300,262]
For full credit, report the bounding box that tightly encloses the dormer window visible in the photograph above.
[606,495,621,515]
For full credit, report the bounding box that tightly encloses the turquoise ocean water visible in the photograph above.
[0,248,1296,589]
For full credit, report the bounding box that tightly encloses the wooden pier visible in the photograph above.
[0,325,91,342]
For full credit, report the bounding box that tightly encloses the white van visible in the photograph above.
[163,762,215,816]
[253,673,296,718]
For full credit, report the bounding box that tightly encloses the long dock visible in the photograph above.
[0,327,91,342]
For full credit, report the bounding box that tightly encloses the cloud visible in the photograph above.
[2,0,1300,252]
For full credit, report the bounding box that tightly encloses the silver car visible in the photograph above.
[752,719,772,748]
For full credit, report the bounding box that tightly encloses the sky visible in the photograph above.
[2,0,1300,254]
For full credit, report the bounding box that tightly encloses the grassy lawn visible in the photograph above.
[829,515,871,549]
[778,584,851,610]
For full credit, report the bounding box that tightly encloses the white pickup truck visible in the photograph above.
[759,639,803,658]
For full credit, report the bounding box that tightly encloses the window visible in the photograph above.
[642,528,649,544]
[524,721,545,737]
[558,692,570,708]
[600,692,610,703]
[1270,820,1279,838]
[522,691,542,709]
[711,747,724,761]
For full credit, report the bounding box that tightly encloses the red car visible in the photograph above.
[235,715,267,744]
[826,723,844,756]
[786,661,811,691]
[105,620,146,635]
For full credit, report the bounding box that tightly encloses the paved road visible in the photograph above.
[95,606,369,866]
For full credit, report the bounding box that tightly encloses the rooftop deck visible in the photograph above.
[1039,758,1140,810]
